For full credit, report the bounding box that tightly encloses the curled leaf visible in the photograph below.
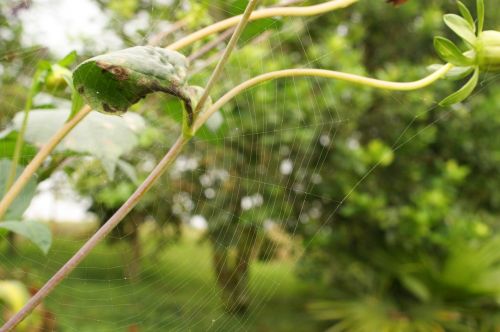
[439,67,479,106]
[73,46,190,115]
[434,36,473,66]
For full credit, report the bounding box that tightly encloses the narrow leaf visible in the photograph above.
[443,14,477,45]
[58,50,77,67]
[69,89,85,119]
[439,67,479,106]
[434,36,473,66]
[457,1,475,32]
[477,0,484,33]
[0,221,52,254]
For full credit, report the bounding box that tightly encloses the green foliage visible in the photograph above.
[439,67,479,106]
[0,131,37,164]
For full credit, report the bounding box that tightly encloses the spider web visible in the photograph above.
[1,0,496,331]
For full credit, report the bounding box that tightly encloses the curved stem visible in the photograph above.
[193,63,454,131]
[166,0,358,51]
[0,106,92,221]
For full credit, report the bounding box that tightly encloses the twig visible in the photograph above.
[147,18,188,47]
[188,28,234,62]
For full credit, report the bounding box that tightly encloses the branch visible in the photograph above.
[166,0,359,51]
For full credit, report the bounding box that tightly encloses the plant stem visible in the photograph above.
[186,0,305,62]
[4,89,36,195]
[193,0,260,117]
[166,0,358,51]
[0,106,92,221]
[193,63,454,131]
[0,135,188,332]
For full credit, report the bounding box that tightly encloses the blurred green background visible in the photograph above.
[1,0,500,331]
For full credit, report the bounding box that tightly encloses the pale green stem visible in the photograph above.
[167,0,359,51]
[4,89,35,196]
[193,63,454,131]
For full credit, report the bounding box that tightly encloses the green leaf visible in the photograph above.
[70,88,85,118]
[439,67,479,106]
[443,14,477,46]
[433,36,473,66]
[31,61,51,96]
[0,221,52,254]
[73,46,189,115]
[456,1,475,32]
[477,0,484,32]
[0,159,37,220]
[400,275,431,302]
[239,19,283,45]
[0,131,37,164]
[58,50,77,67]
[12,109,145,179]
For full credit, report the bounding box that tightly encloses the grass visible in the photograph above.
[3,233,323,331]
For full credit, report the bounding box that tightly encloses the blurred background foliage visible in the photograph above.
[1,0,500,331]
